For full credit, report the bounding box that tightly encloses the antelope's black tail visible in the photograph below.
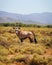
[31,31,37,43]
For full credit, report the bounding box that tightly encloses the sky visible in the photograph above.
[0,0,52,14]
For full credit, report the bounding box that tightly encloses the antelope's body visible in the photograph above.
[13,27,37,43]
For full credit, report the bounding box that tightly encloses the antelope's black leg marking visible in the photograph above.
[20,39,23,42]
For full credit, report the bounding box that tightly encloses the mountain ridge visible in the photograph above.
[0,11,52,25]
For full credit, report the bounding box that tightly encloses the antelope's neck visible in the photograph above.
[16,30,20,35]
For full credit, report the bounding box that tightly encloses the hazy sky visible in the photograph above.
[0,0,52,14]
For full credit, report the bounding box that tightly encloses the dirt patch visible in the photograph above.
[45,48,52,55]
[41,48,52,58]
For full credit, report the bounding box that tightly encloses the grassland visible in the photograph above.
[0,27,52,65]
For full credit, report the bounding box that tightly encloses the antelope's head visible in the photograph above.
[13,27,21,34]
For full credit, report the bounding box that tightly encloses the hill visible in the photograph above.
[0,11,52,25]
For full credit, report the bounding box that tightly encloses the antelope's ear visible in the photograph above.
[13,27,15,29]
[18,27,20,29]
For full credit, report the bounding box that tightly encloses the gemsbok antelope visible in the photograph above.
[13,27,37,43]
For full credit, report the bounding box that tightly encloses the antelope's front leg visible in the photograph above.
[20,38,23,42]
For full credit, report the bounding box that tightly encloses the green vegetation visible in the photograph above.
[0,22,52,28]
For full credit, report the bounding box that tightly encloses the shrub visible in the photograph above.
[12,54,26,62]
[0,55,8,62]
[20,44,46,55]
[0,61,6,65]
[30,54,52,65]
[0,46,9,55]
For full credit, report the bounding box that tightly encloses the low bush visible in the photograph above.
[0,61,6,65]
[0,46,9,55]
[12,54,26,63]
[20,44,46,55]
[30,54,52,65]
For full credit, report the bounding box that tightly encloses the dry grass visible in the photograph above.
[0,27,52,65]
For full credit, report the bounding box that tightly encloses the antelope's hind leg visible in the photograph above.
[34,38,37,43]
[29,37,33,43]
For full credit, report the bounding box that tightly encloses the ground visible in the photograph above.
[0,27,52,65]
